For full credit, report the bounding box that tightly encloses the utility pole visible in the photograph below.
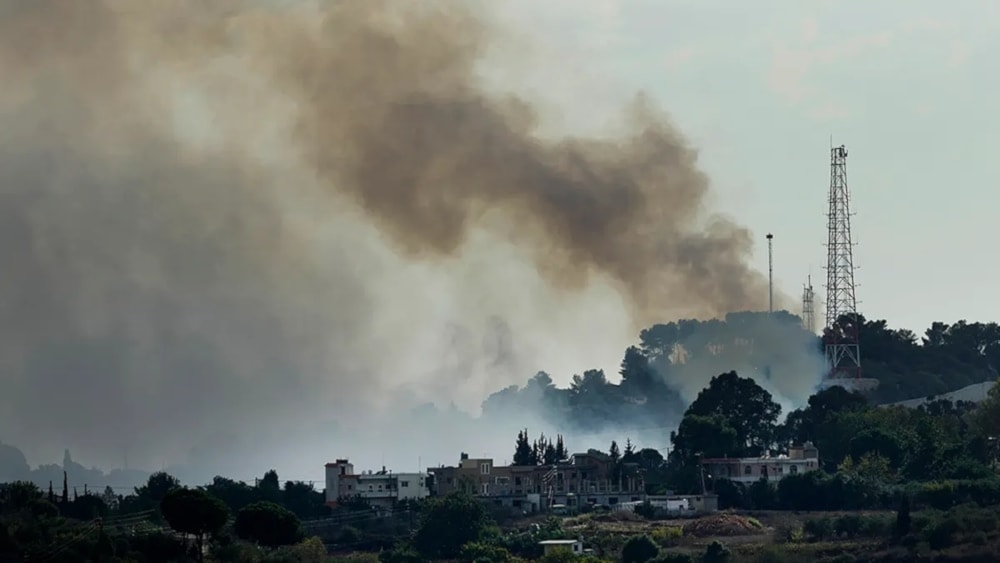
[823,144,861,379]
[766,234,774,314]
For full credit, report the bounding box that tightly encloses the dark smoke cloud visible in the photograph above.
[0,0,788,476]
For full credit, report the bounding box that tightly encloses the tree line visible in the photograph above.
[483,311,1000,435]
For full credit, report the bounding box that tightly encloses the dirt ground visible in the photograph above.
[562,508,894,557]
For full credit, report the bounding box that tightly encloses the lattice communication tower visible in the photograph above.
[823,145,861,379]
[801,275,815,333]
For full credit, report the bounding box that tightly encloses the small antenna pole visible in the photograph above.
[766,233,774,314]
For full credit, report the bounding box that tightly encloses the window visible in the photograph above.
[481,463,491,475]
[481,483,489,495]
[790,465,799,474]
[400,481,410,487]
[515,477,522,485]
[744,466,752,475]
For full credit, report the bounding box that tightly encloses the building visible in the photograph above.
[539,539,584,556]
[616,494,718,515]
[700,442,820,485]
[427,449,646,511]
[324,459,430,509]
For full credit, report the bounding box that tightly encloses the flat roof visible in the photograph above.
[539,540,579,545]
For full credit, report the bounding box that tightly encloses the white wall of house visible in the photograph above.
[395,473,430,501]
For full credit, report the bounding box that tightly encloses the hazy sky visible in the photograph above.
[493,0,999,335]
[4,0,996,481]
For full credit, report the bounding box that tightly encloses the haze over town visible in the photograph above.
[0,0,996,487]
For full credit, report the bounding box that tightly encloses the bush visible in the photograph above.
[652,553,694,563]
[338,525,362,544]
[649,526,683,547]
[635,501,656,519]
[802,518,834,541]
[772,524,802,544]
[858,515,890,537]
[460,541,512,562]
[379,545,422,563]
[622,535,660,563]
[923,517,959,550]
[703,540,730,563]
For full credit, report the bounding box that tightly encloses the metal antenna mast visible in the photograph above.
[823,144,861,378]
[766,233,774,314]
[802,274,815,333]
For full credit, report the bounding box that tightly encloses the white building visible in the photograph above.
[539,539,584,556]
[701,442,820,485]
[324,459,430,509]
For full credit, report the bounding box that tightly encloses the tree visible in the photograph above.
[161,487,230,559]
[670,415,739,462]
[204,476,257,512]
[555,435,567,461]
[513,430,533,465]
[134,471,180,507]
[543,441,558,466]
[621,534,659,563]
[235,501,301,548]
[971,378,1000,438]
[101,486,118,511]
[282,480,329,519]
[414,492,491,559]
[894,496,912,538]
[257,469,281,502]
[685,371,781,455]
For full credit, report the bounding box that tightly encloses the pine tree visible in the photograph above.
[609,441,622,489]
[537,433,549,465]
[624,438,635,459]
[513,429,533,466]
[61,471,68,504]
[73,487,78,502]
[48,481,55,504]
[530,440,540,465]
[555,435,567,461]
[543,442,558,465]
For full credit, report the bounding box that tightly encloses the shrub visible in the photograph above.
[635,501,656,519]
[703,540,731,563]
[379,545,422,563]
[772,524,802,544]
[858,515,890,537]
[460,541,512,562]
[652,553,694,563]
[338,525,362,544]
[802,517,834,541]
[833,514,862,538]
[649,526,683,547]
[622,535,660,563]
[923,517,959,550]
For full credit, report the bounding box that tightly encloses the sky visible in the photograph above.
[491,0,1000,336]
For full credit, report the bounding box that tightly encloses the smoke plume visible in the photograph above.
[0,0,791,477]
